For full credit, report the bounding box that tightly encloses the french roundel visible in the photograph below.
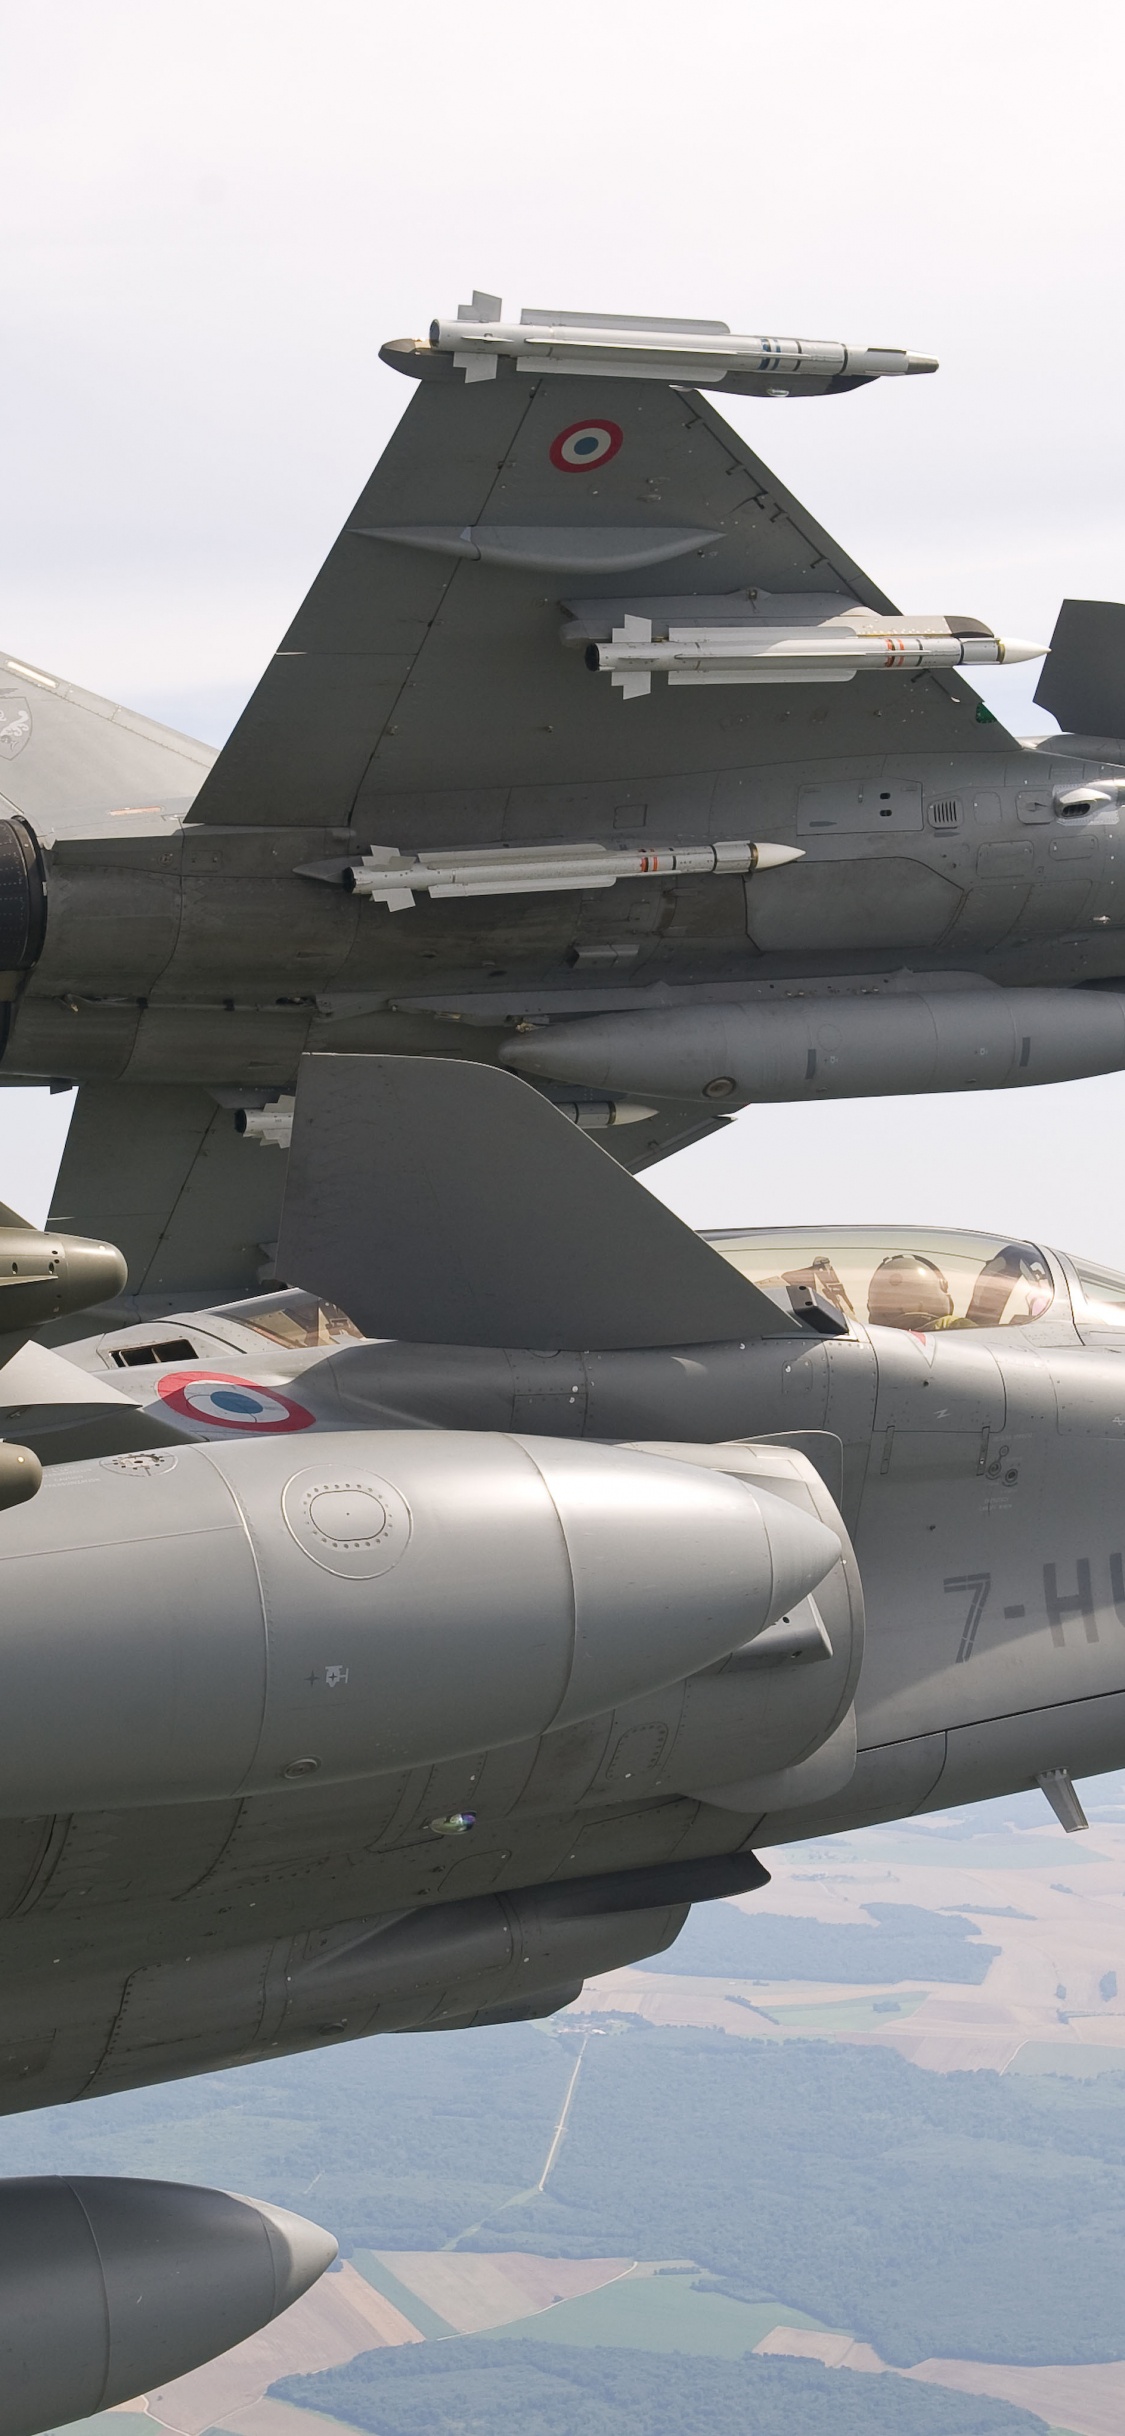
[156,1370,316,1433]
[549,419,623,473]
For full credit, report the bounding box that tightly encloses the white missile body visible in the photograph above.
[345,836,802,909]
[585,614,1047,697]
[428,296,937,391]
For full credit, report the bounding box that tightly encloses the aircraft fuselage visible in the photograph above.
[1,735,1125,1102]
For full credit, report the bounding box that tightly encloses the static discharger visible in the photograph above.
[341,838,802,910]
[426,294,938,392]
[585,614,1048,698]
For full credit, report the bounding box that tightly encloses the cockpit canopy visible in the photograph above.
[703,1226,1056,1333]
[210,1288,364,1349]
[218,1245,1125,1346]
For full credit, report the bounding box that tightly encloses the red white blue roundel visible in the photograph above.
[550,419,623,473]
[156,1369,316,1433]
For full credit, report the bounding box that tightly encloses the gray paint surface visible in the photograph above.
[0,2176,334,2436]
[277,1053,796,1348]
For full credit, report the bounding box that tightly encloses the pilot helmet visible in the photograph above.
[867,1252,954,1331]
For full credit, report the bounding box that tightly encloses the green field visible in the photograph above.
[485,2268,827,2356]
[41,2420,136,2436]
[216,2412,361,2436]
[766,1992,929,2031]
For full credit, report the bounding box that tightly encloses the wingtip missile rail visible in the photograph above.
[421,296,938,394]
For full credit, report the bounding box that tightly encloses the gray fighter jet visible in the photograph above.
[1,1050,1125,2426]
[2,296,1125,1307]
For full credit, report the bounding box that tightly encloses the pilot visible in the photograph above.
[963,1241,1052,1328]
[866,1253,955,1332]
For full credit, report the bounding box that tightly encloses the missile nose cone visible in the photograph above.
[754,1487,842,1626]
[250,2196,340,2314]
[57,1235,128,1315]
[997,638,1050,664]
[753,842,805,870]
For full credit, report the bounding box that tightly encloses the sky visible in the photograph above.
[3,0,1125,1256]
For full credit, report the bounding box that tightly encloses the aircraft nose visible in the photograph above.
[57,1235,128,1313]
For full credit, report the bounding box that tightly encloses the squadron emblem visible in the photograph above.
[0,697,31,759]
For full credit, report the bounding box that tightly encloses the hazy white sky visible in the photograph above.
[3,0,1125,1260]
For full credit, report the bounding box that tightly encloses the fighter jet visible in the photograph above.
[3,295,1125,1310]
[0,1047,1123,2425]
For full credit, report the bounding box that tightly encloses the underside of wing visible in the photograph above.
[188,358,1010,834]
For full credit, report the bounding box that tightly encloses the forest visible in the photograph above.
[496,2028,1125,2365]
[644,1900,1000,1983]
[275,2335,1050,2436]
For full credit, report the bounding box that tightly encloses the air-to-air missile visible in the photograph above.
[581,609,1046,697]
[340,835,802,906]
[426,296,940,392]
